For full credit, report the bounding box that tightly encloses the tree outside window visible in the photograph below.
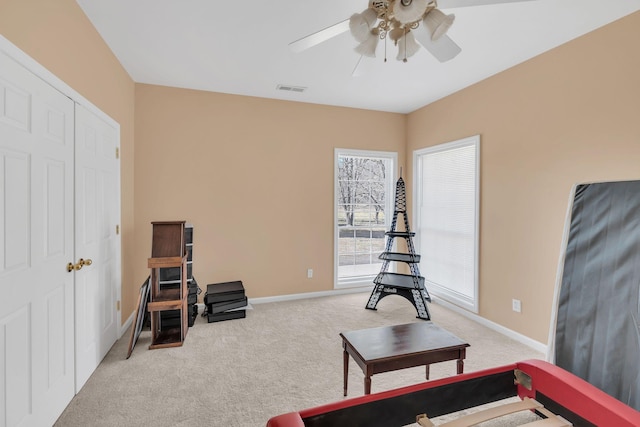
[335,151,395,285]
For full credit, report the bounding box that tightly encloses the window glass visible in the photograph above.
[335,150,396,288]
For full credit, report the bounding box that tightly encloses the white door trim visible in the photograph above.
[0,35,124,338]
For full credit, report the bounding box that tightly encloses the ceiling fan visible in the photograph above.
[289,0,536,74]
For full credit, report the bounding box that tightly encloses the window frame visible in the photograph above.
[412,135,480,312]
[334,148,397,289]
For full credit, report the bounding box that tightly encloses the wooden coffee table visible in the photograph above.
[340,322,470,396]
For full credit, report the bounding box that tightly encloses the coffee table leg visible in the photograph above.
[425,364,430,380]
[457,358,464,374]
[364,375,371,395]
[343,344,349,396]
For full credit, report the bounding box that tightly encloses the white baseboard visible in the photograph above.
[431,296,548,355]
[120,310,135,339]
[248,286,372,305]
[248,287,547,355]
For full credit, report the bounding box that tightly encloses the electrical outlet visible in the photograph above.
[512,299,522,313]
[307,268,313,279]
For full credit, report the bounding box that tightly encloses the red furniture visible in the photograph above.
[266,359,640,427]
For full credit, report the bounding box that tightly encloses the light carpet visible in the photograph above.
[54,292,544,427]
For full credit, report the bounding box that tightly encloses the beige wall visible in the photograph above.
[0,0,137,320]
[134,84,405,298]
[2,0,639,345]
[407,11,640,344]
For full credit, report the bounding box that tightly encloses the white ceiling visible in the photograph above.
[76,0,640,114]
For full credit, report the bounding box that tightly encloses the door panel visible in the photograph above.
[45,286,66,386]
[1,151,29,273]
[1,307,30,427]
[45,160,66,256]
[0,76,30,131]
[74,104,119,392]
[0,50,75,427]
[30,65,75,427]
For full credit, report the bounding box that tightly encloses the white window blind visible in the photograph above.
[414,136,479,312]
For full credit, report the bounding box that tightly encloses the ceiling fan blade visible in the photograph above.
[289,19,350,53]
[438,0,536,8]
[413,28,462,63]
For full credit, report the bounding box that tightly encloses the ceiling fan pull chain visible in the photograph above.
[404,27,408,62]
[384,35,388,62]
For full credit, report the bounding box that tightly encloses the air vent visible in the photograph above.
[276,84,307,93]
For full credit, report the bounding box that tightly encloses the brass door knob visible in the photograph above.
[67,258,93,272]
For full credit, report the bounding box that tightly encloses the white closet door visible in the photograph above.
[74,104,119,392]
[0,50,75,427]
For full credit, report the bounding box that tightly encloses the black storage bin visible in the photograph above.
[204,281,245,304]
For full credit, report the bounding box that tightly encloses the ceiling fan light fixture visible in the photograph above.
[297,0,464,65]
[355,31,379,57]
[349,11,375,42]
[389,27,405,43]
[396,30,421,61]
[362,7,379,26]
[392,0,429,25]
[423,8,455,41]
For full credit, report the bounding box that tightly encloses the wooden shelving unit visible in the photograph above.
[158,223,198,328]
[147,221,188,349]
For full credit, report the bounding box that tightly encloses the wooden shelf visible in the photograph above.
[149,327,184,350]
[151,220,186,258]
[147,221,189,349]
[148,255,186,269]
[147,287,183,311]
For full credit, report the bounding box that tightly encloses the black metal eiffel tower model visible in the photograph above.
[365,176,431,320]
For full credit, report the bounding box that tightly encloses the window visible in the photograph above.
[335,149,397,288]
[413,136,479,312]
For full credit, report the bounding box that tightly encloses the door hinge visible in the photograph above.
[116,224,120,235]
[116,147,120,159]
[117,300,121,311]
